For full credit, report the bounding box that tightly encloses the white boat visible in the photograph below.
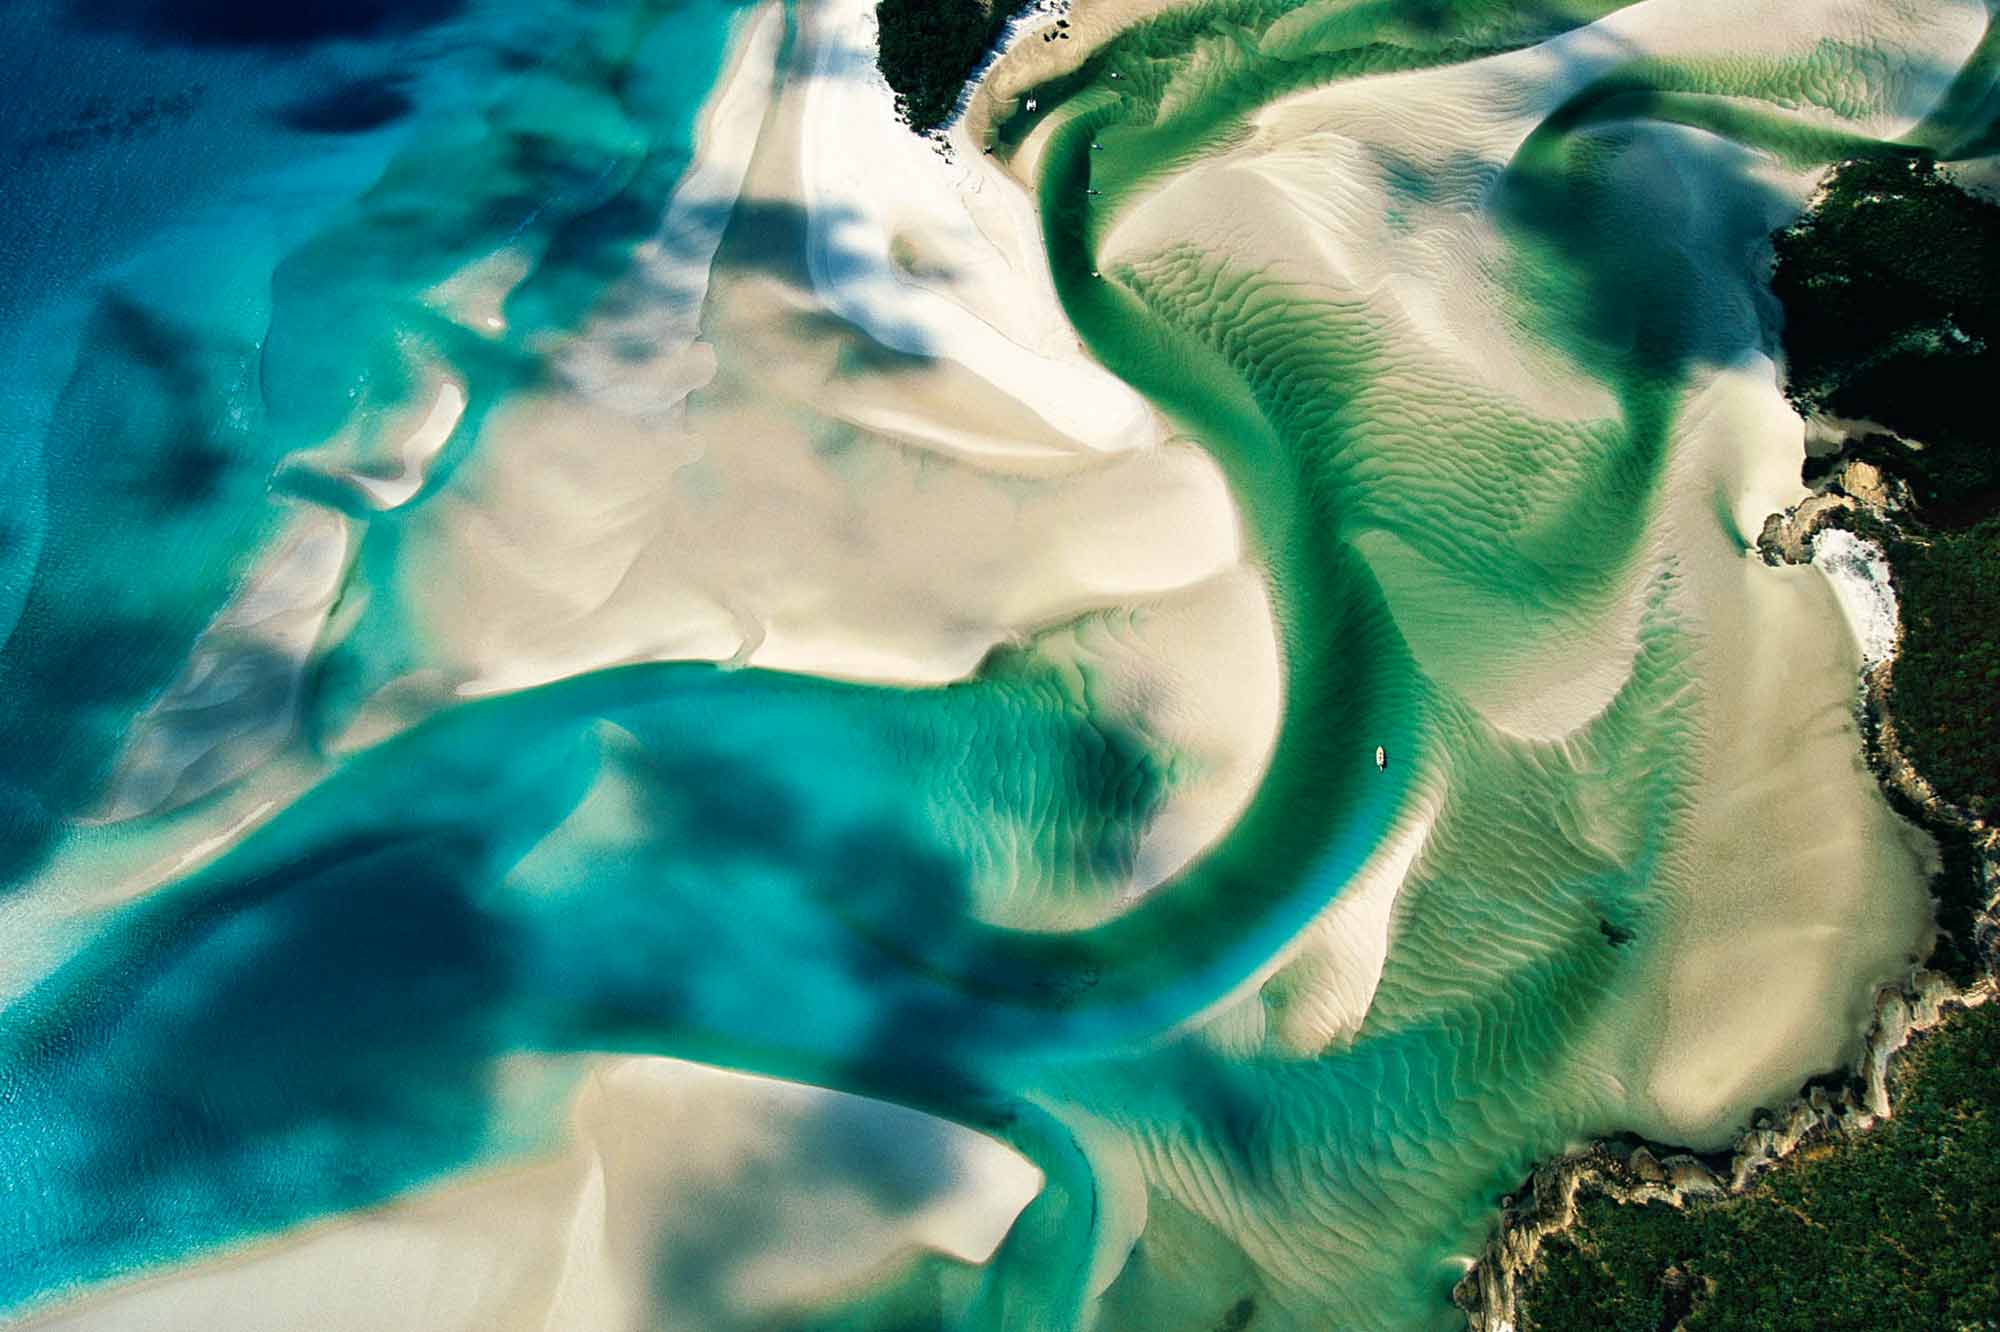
[1374,745,1387,771]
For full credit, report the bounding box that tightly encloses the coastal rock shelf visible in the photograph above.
[1458,967,1999,1332]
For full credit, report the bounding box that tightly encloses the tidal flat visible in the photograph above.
[0,0,1991,1329]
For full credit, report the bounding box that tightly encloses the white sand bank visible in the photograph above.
[95,504,349,822]
[350,377,465,509]
[793,0,1159,454]
[1629,358,1933,1145]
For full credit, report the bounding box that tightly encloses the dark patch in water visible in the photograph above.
[1598,917,1636,948]
[69,0,465,48]
[1216,1295,1257,1331]
[277,73,414,133]
[13,86,206,164]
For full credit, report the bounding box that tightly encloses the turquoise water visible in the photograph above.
[0,0,757,1308]
[0,0,1975,1326]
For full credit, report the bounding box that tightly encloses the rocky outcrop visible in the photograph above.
[1755,454,1915,565]
[1756,486,1854,564]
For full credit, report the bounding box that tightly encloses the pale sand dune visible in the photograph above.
[376,385,1242,702]
[18,1056,1041,1332]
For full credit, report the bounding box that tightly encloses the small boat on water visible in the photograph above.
[1374,745,1387,771]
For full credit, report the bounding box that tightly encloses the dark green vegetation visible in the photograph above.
[1521,1000,2000,1331]
[875,0,1029,133]
[1885,516,2000,822]
[1922,822,1989,987]
[1774,157,1998,829]
[1773,157,2000,524]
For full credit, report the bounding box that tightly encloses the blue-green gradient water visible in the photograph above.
[0,0,1984,1327]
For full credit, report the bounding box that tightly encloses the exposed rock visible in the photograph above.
[1837,458,1890,507]
[1757,488,1854,565]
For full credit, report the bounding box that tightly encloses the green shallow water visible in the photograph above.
[0,0,1979,1326]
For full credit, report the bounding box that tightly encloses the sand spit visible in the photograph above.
[93,504,349,823]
